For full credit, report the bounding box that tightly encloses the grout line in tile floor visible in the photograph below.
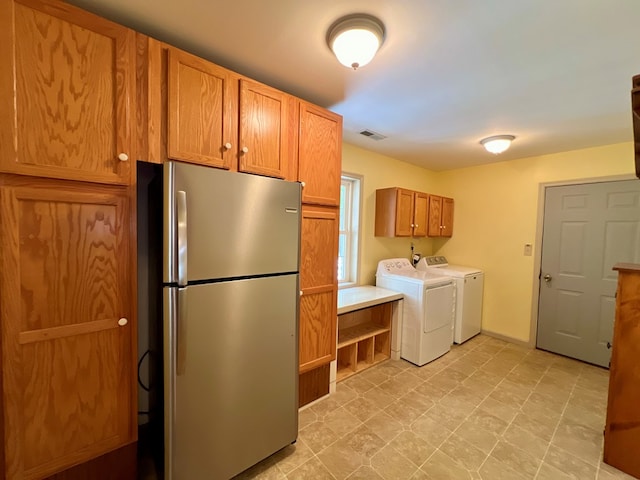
[229,334,628,480]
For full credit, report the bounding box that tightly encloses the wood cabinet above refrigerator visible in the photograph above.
[137,37,297,180]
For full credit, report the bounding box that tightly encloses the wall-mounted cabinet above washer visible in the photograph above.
[375,188,454,238]
[374,188,428,237]
[427,195,454,237]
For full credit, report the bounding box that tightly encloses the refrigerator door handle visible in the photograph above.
[163,288,177,479]
[177,287,188,376]
[177,190,188,287]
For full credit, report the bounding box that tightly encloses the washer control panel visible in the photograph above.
[378,258,415,273]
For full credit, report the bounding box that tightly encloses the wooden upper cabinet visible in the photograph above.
[0,0,135,185]
[167,47,238,169]
[441,196,454,237]
[0,175,135,479]
[428,195,454,237]
[238,79,294,179]
[413,192,429,236]
[375,188,428,237]
[140,40,298,179]
[427,195,443,236]
[395,189,415,237]
[298,102,342,206]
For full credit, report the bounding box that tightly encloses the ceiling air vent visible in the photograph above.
[359,129,387,141]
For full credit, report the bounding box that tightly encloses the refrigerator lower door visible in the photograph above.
[164,274,299,479]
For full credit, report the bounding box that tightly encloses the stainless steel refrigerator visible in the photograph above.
[162,161,300,479]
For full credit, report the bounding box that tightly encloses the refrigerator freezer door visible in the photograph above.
[164,161,301,283]
[165,275,299,479]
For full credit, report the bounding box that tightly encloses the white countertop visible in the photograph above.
[337,286,404,315]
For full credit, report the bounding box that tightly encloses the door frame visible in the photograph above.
[527,173,636,348]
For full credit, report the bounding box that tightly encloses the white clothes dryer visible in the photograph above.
[417,256,484,344]
[376,258,455,366]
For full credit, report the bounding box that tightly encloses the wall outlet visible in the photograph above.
[524,243,532,256]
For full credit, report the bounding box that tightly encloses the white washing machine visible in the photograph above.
[376,258,455,366]
[417,256,484,344]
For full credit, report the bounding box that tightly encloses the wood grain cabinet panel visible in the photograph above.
[441,196,454,237]
[0,0,135,185]
[239,79,294,179]
[140,40,298,179]
[428,195,454,237]
[167,47,238,169]
[299,289,337,373]
[427,195,442,236]
[0,175,135,479]
[413,192,429,237]
[299,206,338,373]
[298,102,342,206]
[604,264,640,478]
[375,188,428,237]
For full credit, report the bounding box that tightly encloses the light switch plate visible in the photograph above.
[524,243,532,256]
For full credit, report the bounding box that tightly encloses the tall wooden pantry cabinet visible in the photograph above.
[0,0,137,478]
[297,101,342,406]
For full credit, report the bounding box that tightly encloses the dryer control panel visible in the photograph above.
[423,255,448,267]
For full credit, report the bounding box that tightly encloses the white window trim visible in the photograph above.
[339,172,362,288]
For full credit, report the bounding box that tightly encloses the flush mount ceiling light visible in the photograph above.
[327,14,385,70]
[480,135,516,154]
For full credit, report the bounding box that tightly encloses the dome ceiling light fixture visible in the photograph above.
[480,135,516,154]
[326,14,386,70]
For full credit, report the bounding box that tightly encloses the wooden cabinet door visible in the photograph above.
[0,176,135,479]
[299,206,338,372]
[167,48,238,169]
[298,102,342,206]
[395,188,414,236]
[239,79,293,179]
[604,267,640,478]
[0,0,134,185]
[441,196,454,237]
[412,192,429,237]
[427,195,443,236]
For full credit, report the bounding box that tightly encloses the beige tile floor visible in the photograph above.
[234,334,635,480]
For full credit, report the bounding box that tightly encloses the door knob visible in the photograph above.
[543,274,552,282]
[117,153,129,162]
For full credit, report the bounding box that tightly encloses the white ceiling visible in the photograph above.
[70,0,640,171]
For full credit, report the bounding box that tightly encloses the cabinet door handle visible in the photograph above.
[117,153,129,162]
[241,146,249,154]
[300,181,306,188]
[415,224,419,228]
[223,142,232,150]
[118,318,128,326]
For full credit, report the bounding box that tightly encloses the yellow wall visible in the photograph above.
[436,142,635,342]
[342,143,441,285]
[344,141,636,343]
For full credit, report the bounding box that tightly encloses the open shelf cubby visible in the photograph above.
[336,302,392,382]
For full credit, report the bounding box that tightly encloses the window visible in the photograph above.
[338,173,362,286]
